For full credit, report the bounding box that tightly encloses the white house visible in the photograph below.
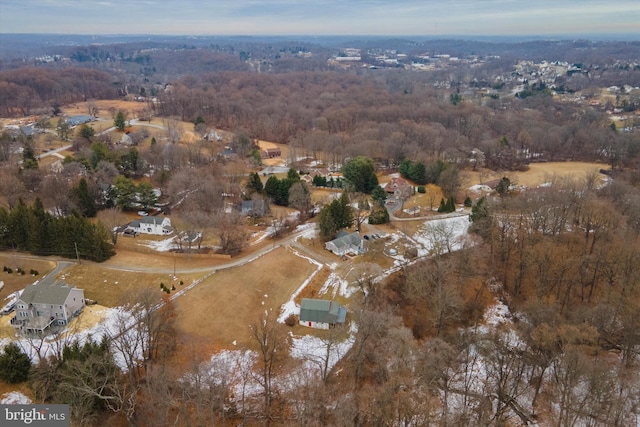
[128,216,173,236]
[11,281,85,334]
[299,298,347,330]
[325,231,364,256]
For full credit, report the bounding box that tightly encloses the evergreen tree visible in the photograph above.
[368,207,390,224]
[73,178,97,217]
[464,196,473,207]
[22,143,38,169]
[287,168,300,181]
[112,175,137,210]
[470,197,489,222]
[264,176,280,200]
[114,110,126,131]
[337,191,353,228]
[438,198,447,213]
[0,342,31,383]
[410,162,427,185]
[137,182,158,210]
[447,197,456,212]
[312,175,327,187]
[371,185,388,207]
[343,156,377,193]
[120,147,140,175]
[496,176,511,197]
[399,159,412,178]
[79,124,95,140]
[317,205,337,240]
[247,172,264,194]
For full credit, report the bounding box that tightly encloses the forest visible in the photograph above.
[0,35,639,426]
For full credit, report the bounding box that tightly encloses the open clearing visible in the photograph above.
[54,263,202,308]
[173,246,319,350]
[0,255,56,301]
[464,161,609,188]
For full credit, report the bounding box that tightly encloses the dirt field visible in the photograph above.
[173,246,318,350]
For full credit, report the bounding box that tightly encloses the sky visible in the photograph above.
[0,0,639,37]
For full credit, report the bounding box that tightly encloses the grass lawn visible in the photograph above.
[0,255,56,301]
[173,246,319,350]
[55,263,202,308]
[463,162,608,189]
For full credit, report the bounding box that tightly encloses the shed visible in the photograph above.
[299,298,347,330]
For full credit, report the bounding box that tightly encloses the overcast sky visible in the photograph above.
[1,0,639,37]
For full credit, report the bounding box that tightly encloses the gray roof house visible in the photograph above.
[11,281,85,334]
[66,115,94,126]
[299,298,347,330]
[325,231,364,257]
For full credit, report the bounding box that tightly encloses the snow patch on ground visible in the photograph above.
[289,322,357,376]
[468,184,493,192]
[0,306,139,370]
[482,299,512,328]
[318,272,355,298]
[141,236,177,252]
[294,222,317,239]
[0,391,32,404]
[413,215,471,257]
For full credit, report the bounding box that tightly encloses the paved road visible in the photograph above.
[36,144,73,160]
[100,227,314,274]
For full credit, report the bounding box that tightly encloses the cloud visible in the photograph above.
[1,0,639,35]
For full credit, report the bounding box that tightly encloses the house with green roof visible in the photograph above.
[10,281,85,334]
[299,298,347,330]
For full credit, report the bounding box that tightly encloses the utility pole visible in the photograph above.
[74,242,80,264]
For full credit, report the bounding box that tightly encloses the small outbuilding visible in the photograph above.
[299,298,347,330]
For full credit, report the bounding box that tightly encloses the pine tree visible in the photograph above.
[438,198,447,213]
[114,110,126,131]
[247,172,264,194]
[73,178,97,217]
[317,205,337,240]
[340,192,354,228]
[0,342,31,383]
[446,197,456,212]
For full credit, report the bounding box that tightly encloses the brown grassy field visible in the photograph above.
[60,100,147,118]
[463,162,609,188]
[0,255,56,301]
[55,263,203,308]
[173,246,318,349]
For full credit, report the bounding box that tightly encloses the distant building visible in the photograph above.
[261,148,281,158]
[299,298,347,329]
[66,115,94,126]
